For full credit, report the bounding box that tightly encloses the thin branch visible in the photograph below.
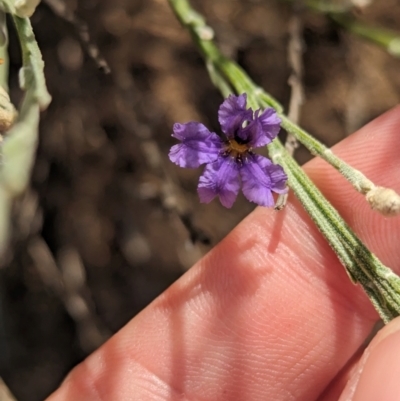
[43,0,111,73]
[141,134,211,245]
[331,13,400,59]
[28,237,110,353]
[286,12,304,155]
[114,72,211,245]
[276,11,305,210]
[167,0,400,322]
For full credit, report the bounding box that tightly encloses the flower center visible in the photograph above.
[225,139,251,162]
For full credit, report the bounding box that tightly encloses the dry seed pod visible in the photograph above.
[366,186,400,217]
[0,86,17,133]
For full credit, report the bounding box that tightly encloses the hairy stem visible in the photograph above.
[167,0,400,323]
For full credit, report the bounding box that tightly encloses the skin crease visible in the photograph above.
[46,106,400,401]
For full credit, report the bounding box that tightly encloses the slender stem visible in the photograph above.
[167,0,400,323]
[280,117,374,193]
[279,11,304,208]
[0,12,8,90]
[281,0,400,59]
[286,13,304,142]
[12,15,51,109]
[331,13,400,58]
[0,4,51,254]
[213,48,376,195]
[0,11,12,254]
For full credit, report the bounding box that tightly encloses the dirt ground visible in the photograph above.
[1,0,400,399]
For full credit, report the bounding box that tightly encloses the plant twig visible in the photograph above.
[286,13,304,155]
[167,0,400,323]
[28,237,110,352]
[331,13,400,58]
[114,73,211,245]
[43,0,111,73]
[167,0,400,215]
[12,16,51,108]
[0,9,50,254]
[281,0,400,58]
[276,11,305,210]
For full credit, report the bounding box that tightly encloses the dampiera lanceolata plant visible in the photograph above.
[168,0,400,324]
[0,0,51,254]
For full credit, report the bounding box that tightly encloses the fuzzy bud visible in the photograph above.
[366,187,400,217]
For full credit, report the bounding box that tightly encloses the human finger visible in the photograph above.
[47,107,400,401]
[338,316,400,401]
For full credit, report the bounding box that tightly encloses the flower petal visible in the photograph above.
[197,156,240,208]
[169,122,222,168]
[218,94,252,138]
[269,163,289,194]
[240,154,287,207]
[258,107,281,137]
[240,107,281,148]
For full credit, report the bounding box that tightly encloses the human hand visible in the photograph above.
[46,107,400,401]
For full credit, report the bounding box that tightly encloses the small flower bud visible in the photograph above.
[366,186,400,217]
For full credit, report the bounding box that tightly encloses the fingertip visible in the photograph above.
[339,317,400,401]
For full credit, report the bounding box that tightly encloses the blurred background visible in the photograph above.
[0,0,399,399]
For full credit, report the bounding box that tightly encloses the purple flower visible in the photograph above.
[169,94,288,208]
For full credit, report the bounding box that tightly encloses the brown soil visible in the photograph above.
[1,0,399,399]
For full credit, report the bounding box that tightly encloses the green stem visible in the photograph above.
[174,0,400,212]
[170,1,380,195]
[167,0,400,323]
[0,3,51,254]
[12,15,51,109]
[280,117,374,193]
[0,12,8,89]
[217,59,378,194]
[331,13,400,58]
[281,0,400,59]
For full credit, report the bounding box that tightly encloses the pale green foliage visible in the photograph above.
[2,95,40,195]
[0,2,50,253]
[13,15,51,108]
